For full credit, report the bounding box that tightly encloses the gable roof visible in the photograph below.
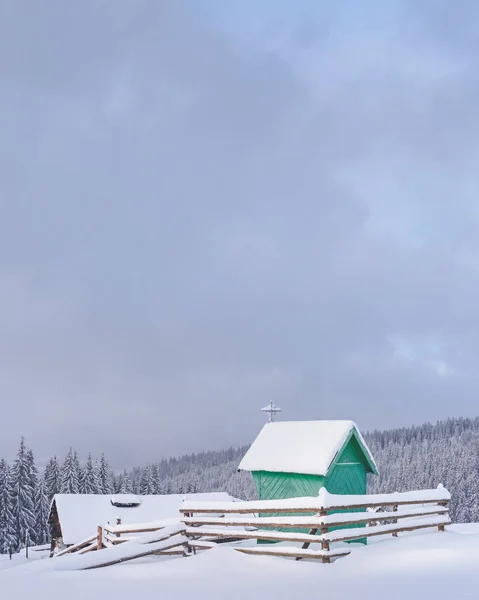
[238,420,378,477]
[51,492,235,545]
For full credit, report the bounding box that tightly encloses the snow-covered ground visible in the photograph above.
[2,526,478,600]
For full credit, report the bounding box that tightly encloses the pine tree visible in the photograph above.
[0,459,15,553]
[79,454,100,494]
[118,470,133,494]
[33,472,51,545]
[44,456,61,500]
[10,438,36,550]
[151,463,161,494]
[60,448,80,494]
[98,454,113,494]
[140,465,155,495]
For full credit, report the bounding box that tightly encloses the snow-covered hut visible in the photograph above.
[238,420,378,501]
[49,492,235,548]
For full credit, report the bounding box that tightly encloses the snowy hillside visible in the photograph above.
[2,526,478,600]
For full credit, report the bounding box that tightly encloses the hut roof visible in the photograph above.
[51,492,235,545]
[238,420,377,476]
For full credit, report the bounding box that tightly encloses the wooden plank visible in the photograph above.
[235,547,351,560]
[104,534,131,545]
[183,507,449,530]
[324,518,450,543]
[103,526,165,535]
[187,540,217,550]
[78,542,99,555]
[180,498,449,515]
[82,539,187,570]
[152,549,186,556]
[55,535,97,557]
[185,527,322,544]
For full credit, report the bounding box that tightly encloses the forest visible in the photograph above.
[1,416,478,553]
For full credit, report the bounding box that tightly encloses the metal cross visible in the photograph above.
[261,400,282,423]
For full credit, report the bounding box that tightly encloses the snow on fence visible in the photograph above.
[180,486,451,563]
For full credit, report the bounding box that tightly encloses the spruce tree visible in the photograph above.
[98,454,113,494]
[79,454,100,494]
[44,456,61,500]
[10,438,36,550]
[60,448,80,494]
[140,465,155,495]
[118,469,133,494]
[0,459,15,553]
[33,472,51,545]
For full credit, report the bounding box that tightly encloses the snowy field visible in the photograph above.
[2,526,478,600]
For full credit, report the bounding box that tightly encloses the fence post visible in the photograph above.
[320,509,330,563]
[438,500,448,531]
[116,518,121,538]
[183,512,194,554]
[97,526,103,551]
[392,505,398,537]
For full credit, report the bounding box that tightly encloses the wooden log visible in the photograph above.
[78,542,99,555]
[82,538,187,570]
[97,526,103,551]
[183,507,449,530]
[180,497,449,515]
[184,527,324,545]
[235,547,350,561]
[103,526,165,535]
[324,519,450,543]
[55,535,97,557]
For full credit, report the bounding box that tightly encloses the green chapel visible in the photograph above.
[239,420,378,502]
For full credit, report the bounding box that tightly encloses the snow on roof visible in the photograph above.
[238,420,377,476]
[53,492,235,545]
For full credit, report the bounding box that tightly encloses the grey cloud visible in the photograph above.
[0,1,479,467]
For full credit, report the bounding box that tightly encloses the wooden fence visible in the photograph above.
[54,486,451,567]
[180,486,451,563]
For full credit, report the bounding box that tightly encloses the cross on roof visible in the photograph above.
[261,400,282,423]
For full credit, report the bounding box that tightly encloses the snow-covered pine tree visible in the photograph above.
[98,454,113,494]
[118,469,133,494]
[44,456,61,500]
[0,459,15,554]
[140,464,155,495]
[26,448,38,499]
[33,471,51,545]
[79,454,100,494]
[10,438,36,550]
[60,448,80,494]
[151,463,161,494]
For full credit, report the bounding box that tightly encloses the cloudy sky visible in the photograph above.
[1,0,479,467]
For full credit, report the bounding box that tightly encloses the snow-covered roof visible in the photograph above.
[238,420,377,477]
[52,492,235,545]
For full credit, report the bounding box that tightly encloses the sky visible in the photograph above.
[1,0,479,468]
